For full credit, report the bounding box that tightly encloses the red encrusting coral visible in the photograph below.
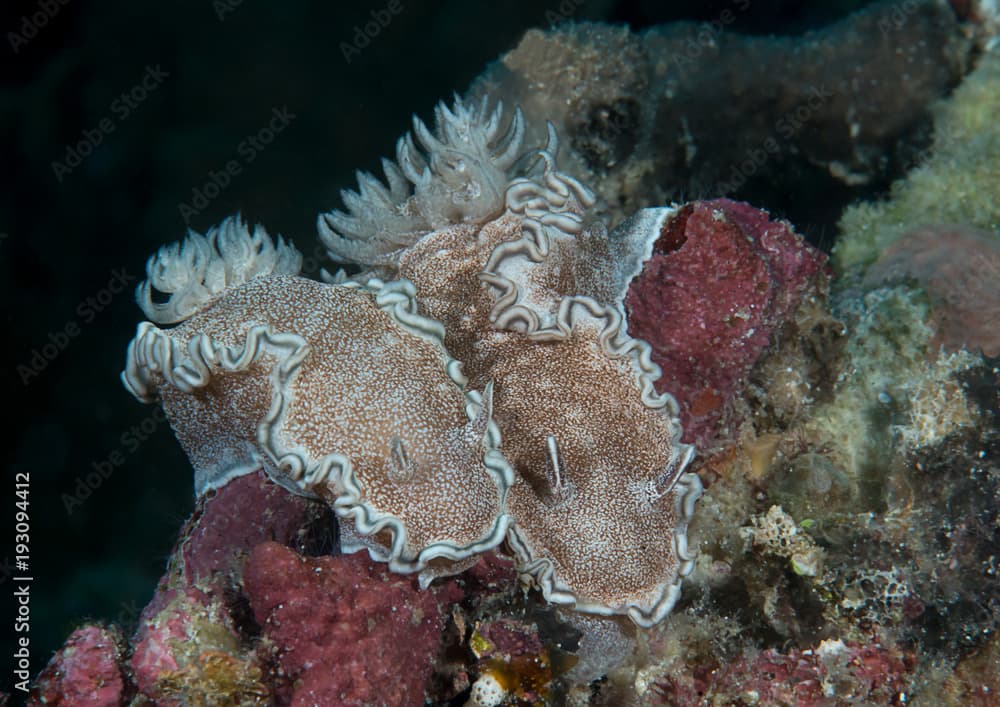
[125,470,315,704]
[243,541,465,706]
[111,471,324,704]
[28,625,128,707]
[624,198,829,446]
[30,469,523,705]
[176,470,323,584]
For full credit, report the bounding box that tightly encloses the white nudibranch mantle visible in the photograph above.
[122,97,701,626]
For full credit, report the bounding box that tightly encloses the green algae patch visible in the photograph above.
[835,50,1000,274]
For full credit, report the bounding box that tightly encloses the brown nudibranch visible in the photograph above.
[123,97,701,626]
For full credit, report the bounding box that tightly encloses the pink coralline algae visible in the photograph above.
[623,198,829,446]
[126,470,314,704]
[34,467,523,705]
[28,625,128,707]
[125,470,326,705]
[243,541,465,706]
[129,584,267,705]
[130,472,318,705]
[474,618,547,662]
[864,224,1000,357]
[173,468,323,585]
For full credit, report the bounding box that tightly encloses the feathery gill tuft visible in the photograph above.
[137,215,302,325]
[318,96,526,267]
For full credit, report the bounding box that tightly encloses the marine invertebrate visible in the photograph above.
[319,96,526,266]
[466,674,507,707]
[136,216,302,325]
[618,199,829,446]
[892,347,980,451]
[319,96,700,626]
[467,617,563,705]
[744,505,825,577]
[29,625,128,707]
[30,16,1000,699]
[124,97,701,628]
[123,216,512,580]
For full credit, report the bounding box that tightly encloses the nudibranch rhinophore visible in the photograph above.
[122,217,512,582]
[122,96,702,627]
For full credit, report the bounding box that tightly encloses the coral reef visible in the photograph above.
[645,639,914,705]
[792,285,983,491]
[121,470,326,705]
[129,585,268,705]
[469,0,976,230]
[82,87,841,704]
[621,198,829,447]
[28,465,588,705]
[28,625,128,707]
[323,98,705,626]
[745,505,826,578]
[466,617,559,705]
[864,224,1000,356]
[943,632,1000,704]
[835,49,1000,274]
[124,98,703,628]
[612,285,999,704]
[243,542,464,706]
[30,8,1000,705]
[27,470,326,705]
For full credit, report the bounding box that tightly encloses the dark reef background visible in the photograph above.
[2,0,890,689]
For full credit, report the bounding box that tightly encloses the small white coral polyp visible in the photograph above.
[123,97,702,626]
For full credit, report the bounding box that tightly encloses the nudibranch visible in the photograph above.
[318,97,701,626]
[122,217,512,581]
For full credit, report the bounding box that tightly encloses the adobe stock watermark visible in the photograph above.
[340,0,403,63]
[177,105,297,224]
[11,469,32,694]
[717,83,834,194]
[669,0,751,70]
[7,0,72,54]
[877,0,921,36]
[300,240,336,277]
[544,0,586,27]
[51,64,170,183]
[213,0,245,21]
[62,407,168,515]
[17,268,136,386]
